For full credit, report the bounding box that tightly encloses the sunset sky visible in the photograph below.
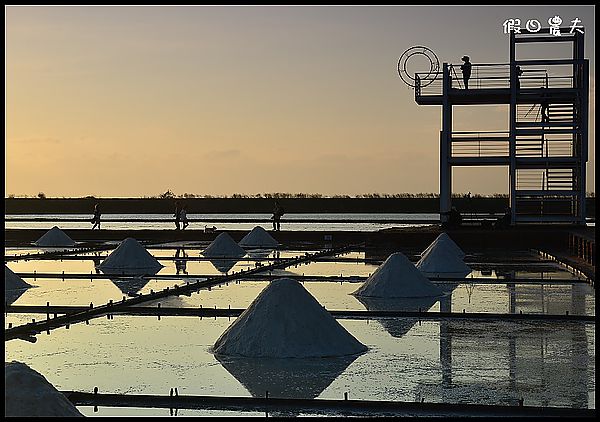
[5,5,595,197]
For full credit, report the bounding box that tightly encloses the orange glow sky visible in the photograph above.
[5,5,595,197]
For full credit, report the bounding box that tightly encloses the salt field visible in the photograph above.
[6,4,595,418]
[4,239,595,416]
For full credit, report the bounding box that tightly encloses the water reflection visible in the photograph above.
[6,289,28,306]
[216,354,358,399]
[91,252,102,274]
[175,248,189,275]
[244,249,276,260]
[110,276,151,298]
[354,296,440,338]
[99,266,161,298]
[415,292,590,408]
[208,259,240,274]
[425,269,472,280]
[506,270,591,316]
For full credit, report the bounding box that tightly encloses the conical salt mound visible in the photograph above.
[203,233,247,258]
[5,361,84,417]
[33,226,76,247]
[5,265,32,290]
[213,278,367,358]
[420,233,465,259]
[416,245,471,277]
[353,252,442,298]
[98,238,163,273]
[239,226,279,248]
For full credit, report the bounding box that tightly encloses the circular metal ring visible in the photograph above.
[397,46,440,88]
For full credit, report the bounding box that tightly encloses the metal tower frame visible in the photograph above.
[414,29,589,225]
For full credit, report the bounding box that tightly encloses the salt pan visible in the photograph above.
[238,226,279,248]
[5,361,84,417]
[420,233,465,259]
[213,278,367,358]
[98,238,163,273]
[416,244,471,277]
[353,252,442,298]
[5,265,32,290]
[202,233,246,258]
[34,226,76,247]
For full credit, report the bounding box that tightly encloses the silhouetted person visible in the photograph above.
[515,66,523,91]
[494,206,512,229]
[181,205,189,230]
[174,201,181,230]
[91,203,101,230]
[92,252,102,274]
[502,206,511,227]
[441,206,462,229]
[272,201,284,231]
[460,56,472,89]
[540,87,550,124]
[450,206,462,227]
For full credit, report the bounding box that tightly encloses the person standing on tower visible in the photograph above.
[460,56,472,89]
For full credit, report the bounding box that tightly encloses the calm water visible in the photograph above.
[4,246,595,416]
[5,213,439,232]
[6,213,593,232]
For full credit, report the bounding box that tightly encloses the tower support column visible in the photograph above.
[440,63,452,223]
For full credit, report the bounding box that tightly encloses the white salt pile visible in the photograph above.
[98,238,163,273]
[5,265,32,290]
[416,244,471,277]
[33,226,76,247]
[202,232,247,258]
[213,278,367,358]
[420,233,465,259]
[352,252,442,298]
[238,226,279,248]
[5,361,84,417]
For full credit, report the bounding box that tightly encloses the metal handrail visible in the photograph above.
[451,130,509,135]
[415,65,575,95]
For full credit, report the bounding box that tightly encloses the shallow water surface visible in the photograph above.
[4,245,595,415]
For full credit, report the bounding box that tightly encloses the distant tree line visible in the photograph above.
[7,190,596,199]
